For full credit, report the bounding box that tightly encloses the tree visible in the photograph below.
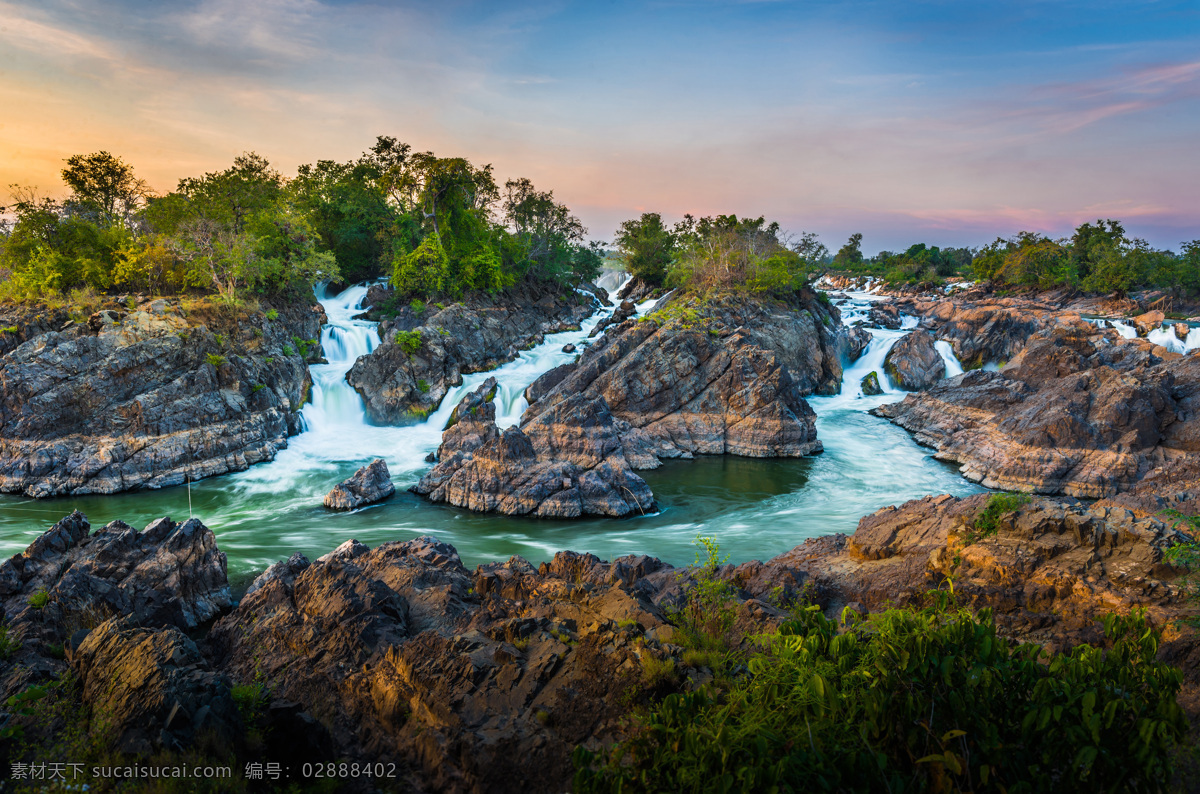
[177,153,284,235]
[502,177,594,283]
[60,151,149,228]
[832,233,864,269]
[1070,219,1125,281]
[613,213,676,285]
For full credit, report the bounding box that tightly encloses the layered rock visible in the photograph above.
[346,283,598,424]
[883,328,945,390]
[751,493,1196,652]
[414,384,656,518]
[874,320,1199,497]
[867,302,902,329]
[0,296,319,496]
[896,293,1064,369]
[324,458,396,511]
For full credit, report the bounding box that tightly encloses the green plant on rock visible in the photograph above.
[575,598,1187,793]
[964,492,1032,545]
[0,326,18,334]
[264,308,278,320]
[417,379,430,393]
[395,329,423,355]
[1163,509,1200,607]
[27,589,49,610]
[0,620,20,660]
[205,353,227,368]
[673,536,738,657]
[282,343,296,356]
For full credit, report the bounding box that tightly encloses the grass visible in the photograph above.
[265,308,278,321]
[27,589,49,609]
[964,492,1032,545]
[640,654,678,687]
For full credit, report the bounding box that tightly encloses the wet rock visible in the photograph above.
[883,329,945,390]
[324,459,396,511]
[1176,323,1191,342]
[0,296,318,497]
[1134,310,1165,336]
[562,343,576,353]
[874,320,1197,497]
[588,299,637,338]
[844,325,871,363]
[69,618,241,755]
[524,362,576,407]
[445,377,497,431]
[868,303,902,329]
[861,371,883,395]
[895,294,1063,369]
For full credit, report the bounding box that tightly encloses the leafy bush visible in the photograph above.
[205,353,226,368]
[264,308,278,320]
[575,599,1186,793]
[395,329,423,355]
[27,590,49,609]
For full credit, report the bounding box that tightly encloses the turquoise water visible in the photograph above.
[0,287,985,587]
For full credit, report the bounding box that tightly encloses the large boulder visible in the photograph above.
[868,303,902,329]
[323,458,396,511]
[1134,310,1165,336]
[883,329,945,390]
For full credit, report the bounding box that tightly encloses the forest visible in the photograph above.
[0,139,603,306]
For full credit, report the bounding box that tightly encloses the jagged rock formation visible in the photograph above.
[884,328,945,390]
[346,283,599,424]
[895,294,1064,369]
[861,371,883,395]
[414,382,655,517]
[844,325,871,362]
[0,296,319,496]
[874,320,1199,497]
[752,493,1196,653]
[588,299,636,338]
[868,303,902,329]
[324,458,396,511]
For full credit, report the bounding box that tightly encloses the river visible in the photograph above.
[0,284,985,587]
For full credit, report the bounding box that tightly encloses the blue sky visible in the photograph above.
[1,0,1197,252]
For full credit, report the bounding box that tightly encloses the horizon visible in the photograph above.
[2,0,1198,254]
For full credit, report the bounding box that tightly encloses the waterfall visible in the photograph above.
[934,340,965,377]
[302,283,380,433]
[1147,324,1200,354]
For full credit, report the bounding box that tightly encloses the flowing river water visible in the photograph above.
[0,284,987,587]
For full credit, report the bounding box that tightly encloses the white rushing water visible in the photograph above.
[935,340,965,378]
[1147,325,1200,355]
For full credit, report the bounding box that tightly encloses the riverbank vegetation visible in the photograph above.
[819,219,1200,295]
[0,140,603,308]
[575,540,1189,793]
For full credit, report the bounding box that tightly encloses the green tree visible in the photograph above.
[613,212,676,285]
[1070,219,1125,282]
[177,152,284,235]
[60,151,149,228]
[832,232,864,269]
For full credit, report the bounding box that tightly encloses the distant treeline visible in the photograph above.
[613,213,1200,297]
[0,140,603,305]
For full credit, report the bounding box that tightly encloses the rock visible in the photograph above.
[0,296,318,497]
[883,329,945,390]
[1176,323,1192,342]
[524,362,576,406]
[1134,310,1165,336]
[894,294,1064,369]
[844,325,871,362]
[69,618,241,755]
[588,299,637,338]
[323,459,396,511]
[415,391,656,518]
[618,277,660,304]
[761,493,1196,653]
[347,283,596,424]
[562,343,576,353]
[0,512,232,641]
[861,371,883,395]
[868,303,902,329]
[874,320,1197,497]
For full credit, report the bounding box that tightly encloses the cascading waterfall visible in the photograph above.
[1147,324,1200,355]
[935,340,965,377]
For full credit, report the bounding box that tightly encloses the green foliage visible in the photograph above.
[673,536,738,655]
[1162,510,1200,605]
[965,492,1032,544]
[575,599,1186,794]
[614,212,676,285]
[27,589,49,609]
[395,329,423,355]
[205,353,227,368]
[0,684,48,742]
[264,308,278,320]
[410,298,426,314]
[0,325,17,334]
[251,383,266,393]
[290,336,316,358]
[0,620,20,660]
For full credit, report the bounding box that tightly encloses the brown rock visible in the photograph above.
[883,329,945,390]
[323,458,396,511]
[1134,310,1165,336]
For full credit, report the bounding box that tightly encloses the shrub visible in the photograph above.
[395,329,422,355]
[264,308,278,320]
[205,353,226,368]
[966,492,1032,544]
[417,379,430,393]
[575,599,1187,793]
[251,383,266,393]
[27,590,49,609]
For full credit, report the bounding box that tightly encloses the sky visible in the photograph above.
[0,0,1198,254]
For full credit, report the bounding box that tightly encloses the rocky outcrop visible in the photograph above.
[874,320,1199,497]
[868,303,902,329]
[1134,310,1166,336]
[346,283,597,424]
[0,296,319,496]
[861,371,883,395]
[753,493,1195,652]
[844,325,871,362]
[617,277,661,304]
[0,511,233,704]
[414,384,656,518]
[208,535,738,793]
[588,300,636,338]
[896,294,1063,369]
[68,618,242,754]
[324,458,396,511]
[883,329,945,390]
